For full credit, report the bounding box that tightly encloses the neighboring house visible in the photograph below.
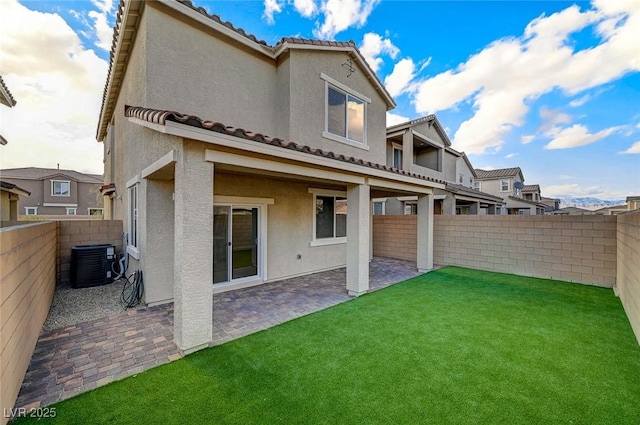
[593,204,629,215]
[0,181,30,222]
[474,167,546,215]
[379,116,503,215]
[540,196,561,214]
[0,75,17,146]
[627,196,640,211]
[0,167,104,217]
[97,0,445,353]
[552,206,595,215]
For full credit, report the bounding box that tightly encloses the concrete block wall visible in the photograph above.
[0,222,57,424]
[432,215,617,287]
[617,213,640,345]
[57,220,123,284]
[372,215,417,262]
[373,215,618,287]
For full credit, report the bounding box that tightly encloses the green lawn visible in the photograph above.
[15,267,640,424]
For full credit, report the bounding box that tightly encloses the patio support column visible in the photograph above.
[487,204,496,215]
[402,130,413,171]
[173,142,213,354]
[346,182,370,296]
[417,193,434,272]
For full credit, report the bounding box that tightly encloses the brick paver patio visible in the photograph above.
[15,257,422,410]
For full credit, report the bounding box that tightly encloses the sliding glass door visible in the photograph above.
[213,205,260,284]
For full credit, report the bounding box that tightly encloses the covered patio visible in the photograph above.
[15,257,423,410]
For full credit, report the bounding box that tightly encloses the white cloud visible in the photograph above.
[359,32,398,73]
[505,153,517,159]
[569,94,591,107]
[542,183,620,199]
[386,112,409,127]
[619,141,640,154]
[384,58,416,97]
[0,0,107,174]
[544,124,622,149]
[293,0,318,17]
[538,106,572,136]
[263,0,284,24]
[521,135,535,144]
[88,0,115,52]
[409,2,640,154]
[314,0,380,39]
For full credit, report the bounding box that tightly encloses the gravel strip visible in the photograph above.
[42,280,128,333]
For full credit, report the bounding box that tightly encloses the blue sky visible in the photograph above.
[1,0,638,201]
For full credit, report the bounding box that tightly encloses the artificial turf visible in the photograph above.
[13,266,640,424]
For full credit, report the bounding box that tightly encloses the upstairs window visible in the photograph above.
[473,181,481,191]
[501,179,510,192]
[392,145,403,169]
[52,180,70,196]
[322,73,370,148]
[327,87,364,143]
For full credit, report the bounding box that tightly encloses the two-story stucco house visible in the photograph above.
[378,116,503,215]
[0,167,104,217]
[474,167,545,215]
[97,0,445,353]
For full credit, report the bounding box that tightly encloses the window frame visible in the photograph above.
[500,179,510,192]
[392,144,403,170]
[25,207,38,215]
[473,181,481,191]
[403,202,417,215]
[309,188,347,247]
[66,207,77,216]
[372,198,387,216]
[126,176,140,259]
[321,73,370,150]
[51,180,70,197]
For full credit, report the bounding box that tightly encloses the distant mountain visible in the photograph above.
[557,196,626,211]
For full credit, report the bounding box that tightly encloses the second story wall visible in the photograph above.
[145,3,279,136]
[287,49,389,165]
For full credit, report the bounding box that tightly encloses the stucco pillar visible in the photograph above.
[417,194,434,272]
[487,204,496,215]
[402,129,413,171]
[143,179,175,305]
[470,202,479,215]
[347,183,370,296]
[173,143,213,354]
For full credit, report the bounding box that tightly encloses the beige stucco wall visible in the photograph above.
[287,50,389,165]
[214,172,347,282]
[373,215,617,287]
[145,3,278,135]
[0,222,56,423]
[617,213,640,345]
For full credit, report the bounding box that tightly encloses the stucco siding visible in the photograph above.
[145,4,278,136]
[214,172,347,281]
[287,50,388,165]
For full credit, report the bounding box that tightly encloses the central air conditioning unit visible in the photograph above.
[70,244,116,288]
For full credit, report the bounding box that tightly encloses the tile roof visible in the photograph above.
[475,167,522,180]
[521,184,540,193]
[97,0,394,141]
[125,105,446,186]
[0,180,31,196]
[444,183,504,203]
[507,196,546,207]
[386,114,452,147]
[0,167,103,184]
[0,75,16,107]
